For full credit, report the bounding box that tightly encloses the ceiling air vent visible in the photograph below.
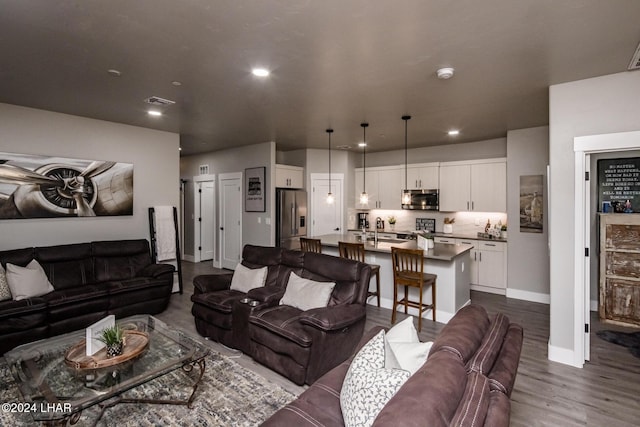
[144,96,176,106]
[628,41,640,70]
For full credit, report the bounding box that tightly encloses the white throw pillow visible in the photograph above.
[385,317,433,375]
[279,272,335,311]
[6,259,55,301]
[230,263,268,293]
[341,330,410,427]
[0,263,12,301]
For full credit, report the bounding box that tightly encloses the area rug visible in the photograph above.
[0,351,297,426]
[596,330,640,358]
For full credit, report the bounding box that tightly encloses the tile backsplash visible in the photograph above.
[348,208,508,235]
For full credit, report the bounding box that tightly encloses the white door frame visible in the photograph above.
[218,172,243,269]
[573,130,640,368]
[310,173,344,237]
[193,174,216,263]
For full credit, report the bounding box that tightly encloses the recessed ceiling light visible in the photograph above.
[171,81,182,86]
[107,69,122,77]
[437,67,455,80]
[358,142,367,147]
[448,129,460,136]
[148,110,162,117]
[252,68,270,77]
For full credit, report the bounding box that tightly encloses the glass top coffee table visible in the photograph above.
[4,315,209,426]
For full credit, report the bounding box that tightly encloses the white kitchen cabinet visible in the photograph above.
[455,238,507,294]
[434,236,456,244]
[275,164,304,188]
[355,166,403,209]
[439,159,506,212]
[406,163,439,189]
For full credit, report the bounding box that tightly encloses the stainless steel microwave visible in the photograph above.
[401,189,439,210]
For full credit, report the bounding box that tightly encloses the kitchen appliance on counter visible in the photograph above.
[276,189,307,250]
[401,189,439,210]
[376,217,384,230]
[357,212,369,229]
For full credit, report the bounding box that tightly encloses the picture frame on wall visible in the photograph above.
[245,166,266,212]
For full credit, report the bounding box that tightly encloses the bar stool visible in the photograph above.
[391,247,437,331]
[300,237,322,253]
[338,241,381,307]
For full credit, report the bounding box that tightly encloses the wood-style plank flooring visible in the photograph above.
[161,261,640,426]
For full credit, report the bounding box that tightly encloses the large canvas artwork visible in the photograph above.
[519,174,543,233]
[0,152,133,219]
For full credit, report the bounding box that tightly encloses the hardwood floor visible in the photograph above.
[166,261,640,426]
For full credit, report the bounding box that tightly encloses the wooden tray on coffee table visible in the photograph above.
[64,330,149,370]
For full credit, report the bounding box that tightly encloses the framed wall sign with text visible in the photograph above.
[245,167,266,212]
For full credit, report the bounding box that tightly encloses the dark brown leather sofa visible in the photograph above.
[263,304,523,427]
[0,239,174,355]
[191,244,372,385]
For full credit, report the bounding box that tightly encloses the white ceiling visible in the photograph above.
[1,1,639,156]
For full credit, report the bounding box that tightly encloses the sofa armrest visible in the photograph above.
[299,304,366,332]
[139,263,175,278]
[247,286,284,304]
[193,273,233,294]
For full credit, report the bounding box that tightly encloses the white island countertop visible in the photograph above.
[315,233,473,261]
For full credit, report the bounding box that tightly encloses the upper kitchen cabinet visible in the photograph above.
[355,166,403,209]
[439,158,506,212]
[406,163,439,190]
[275,164,304,189]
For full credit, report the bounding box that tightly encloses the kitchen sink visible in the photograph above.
[367,237,408,244]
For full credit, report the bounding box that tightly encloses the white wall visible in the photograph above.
[506,126,550,302]
[0,103,180,251]
[180,141,275,258]
[549,71,640,362]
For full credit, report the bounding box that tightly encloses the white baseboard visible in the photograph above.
[182,254,196,263]
[590,299,598,312]
[548,342,584,368]
[506,288,550,305]
[371,297,460,324]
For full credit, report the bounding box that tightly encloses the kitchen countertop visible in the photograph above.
[316,233,473,262]
[346,229,507,243]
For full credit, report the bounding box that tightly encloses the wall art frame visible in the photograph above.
[245,166,266,212]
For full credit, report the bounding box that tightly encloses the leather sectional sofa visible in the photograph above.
[263,304,523,427]
[191,244,372,385]
[0,239,174,355]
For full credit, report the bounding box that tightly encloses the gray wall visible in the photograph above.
[0,103,180,251]
[180,141,275,259]
[506,126,550,298]
[549,71,640,356]
[362,138,507,167]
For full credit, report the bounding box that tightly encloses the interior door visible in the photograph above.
[311,176,342,237]
[220,176,242,269]
[199,181,215,261]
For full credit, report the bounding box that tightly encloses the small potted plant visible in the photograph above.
[387,216,397,230]
[443,217,455,234]
[501,224,508,239]
[98,325,125,358]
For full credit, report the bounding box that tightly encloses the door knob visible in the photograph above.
[334,227,340,231]
[220,227,224,230]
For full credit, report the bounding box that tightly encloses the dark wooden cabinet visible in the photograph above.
[599,213,640,326]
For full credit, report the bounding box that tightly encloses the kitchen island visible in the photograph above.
[316,233,472,324]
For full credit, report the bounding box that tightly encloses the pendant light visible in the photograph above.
[359,122,369,205]
[402,115,412,205]
[326,128,334,204]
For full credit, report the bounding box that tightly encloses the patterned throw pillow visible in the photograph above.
[0,264,11,301]
[340,330,410,427]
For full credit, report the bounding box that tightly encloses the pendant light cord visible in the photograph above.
[361,122,368,191]
[402,115,411,189]
[326,128,333,191]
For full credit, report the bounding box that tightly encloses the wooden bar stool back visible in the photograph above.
[338,241,381,307]
[300,237,322,253]
[391,247,437,331]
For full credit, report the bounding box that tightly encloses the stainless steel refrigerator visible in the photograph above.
[276,189,307,250]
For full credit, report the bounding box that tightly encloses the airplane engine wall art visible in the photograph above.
[0,152,133,219]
